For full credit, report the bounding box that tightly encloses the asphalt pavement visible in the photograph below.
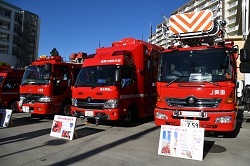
[0,111,250,166]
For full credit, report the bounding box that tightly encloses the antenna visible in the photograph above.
[150,22,153,43]
[154,7,168,22]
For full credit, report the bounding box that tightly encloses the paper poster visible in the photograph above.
[158,125,204,161]
[50,115,77,140]
[0,109,13,127]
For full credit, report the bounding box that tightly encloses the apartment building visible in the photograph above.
[0,0,40,67]
[149,0,249,48]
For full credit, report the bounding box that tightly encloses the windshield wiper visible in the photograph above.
[203,81,219,86]
[167,74,188,86]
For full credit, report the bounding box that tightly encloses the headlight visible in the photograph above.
[19,96,26,106]
[104,99,119,109]
[38,96,52,103]
[155,112,168,119]
[72,98,78,106]
[215,116,232,123]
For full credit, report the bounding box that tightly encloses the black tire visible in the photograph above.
[61,103,71,116]
[122,105,138,126]
[10,101,18,113]
[124,108,133,124]
[246,104,250,112]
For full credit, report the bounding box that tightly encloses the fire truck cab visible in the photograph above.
[19,49,84,117]
[154,10,240,133]
[71,38,163,124]
[0,66,24,112]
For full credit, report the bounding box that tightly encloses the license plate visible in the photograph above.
[180,111,207,118]
[85,111,94,117]
[22,106,30,113]
[181,119,199,128]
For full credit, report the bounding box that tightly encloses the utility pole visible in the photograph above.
[242,0,249,40]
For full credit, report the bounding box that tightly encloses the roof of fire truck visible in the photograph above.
[83,38,164,67]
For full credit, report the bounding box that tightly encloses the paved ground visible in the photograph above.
[0,110,250,166]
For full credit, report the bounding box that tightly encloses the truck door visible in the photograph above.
[1,77,20,107]
[144,55,158,115]
[53,65,69,96]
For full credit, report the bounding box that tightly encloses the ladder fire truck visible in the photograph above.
[154,10,240,133]
[0,66,24,112]
[71,38,164,125]
[18,49,85,117]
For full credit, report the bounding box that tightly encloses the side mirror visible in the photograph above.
[147,59,151,70]
[115,70,119,82]
[240,62,250,73]
[240,49,250,62]
[68,79,71,86]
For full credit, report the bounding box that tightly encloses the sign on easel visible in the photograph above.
[0,109,13,127]
[50,115,77,140]
[158,125,204,161]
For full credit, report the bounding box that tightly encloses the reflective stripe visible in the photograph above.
[120,94,147,99]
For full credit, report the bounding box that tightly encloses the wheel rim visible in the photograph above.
[63,104,71,115]
[125,109,132,123]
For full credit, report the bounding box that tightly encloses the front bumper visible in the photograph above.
[71,106,120,121]
[20,103,54,115]
[154,107,237,132]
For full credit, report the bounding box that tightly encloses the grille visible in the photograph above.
[165,97,221,108]
[77,99,105,109]
[22,94,43,104]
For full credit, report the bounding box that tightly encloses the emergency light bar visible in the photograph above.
[37,55,63,62]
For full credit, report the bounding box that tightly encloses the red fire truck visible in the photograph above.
[154,10,240,133]
[19,49,85,117]
[0,66,24,112]
[71,38,164,124]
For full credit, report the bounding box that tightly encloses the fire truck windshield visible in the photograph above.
[158,48,233,83]
[21,65,51,85]
[75,65,119,87]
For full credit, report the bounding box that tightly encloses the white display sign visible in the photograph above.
[50,115,77,140]
[0,109,13,127]
[158,125,204,161]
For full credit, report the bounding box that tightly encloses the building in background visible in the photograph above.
[149,0,249,49]
[0,0,40,68]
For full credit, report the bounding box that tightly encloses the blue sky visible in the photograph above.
[6,0,189,60]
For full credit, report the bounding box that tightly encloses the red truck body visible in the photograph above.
[71,38,163,124]
[0,66,24,112]
[154,10,239,132]
[19,53,83,116]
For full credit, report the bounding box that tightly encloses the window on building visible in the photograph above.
[15,13,22,22]
[0,7,11,18]
[0,32,9,42]
[13,36,21,46]
[14,24,22,33]
[0,45,9,54]
[12,47,20,56]
[0,19,10,30]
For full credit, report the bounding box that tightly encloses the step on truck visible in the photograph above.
[154,10,241,134]
[71,38,164,125]
[0,66,24,112]
[19,49,86,117]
